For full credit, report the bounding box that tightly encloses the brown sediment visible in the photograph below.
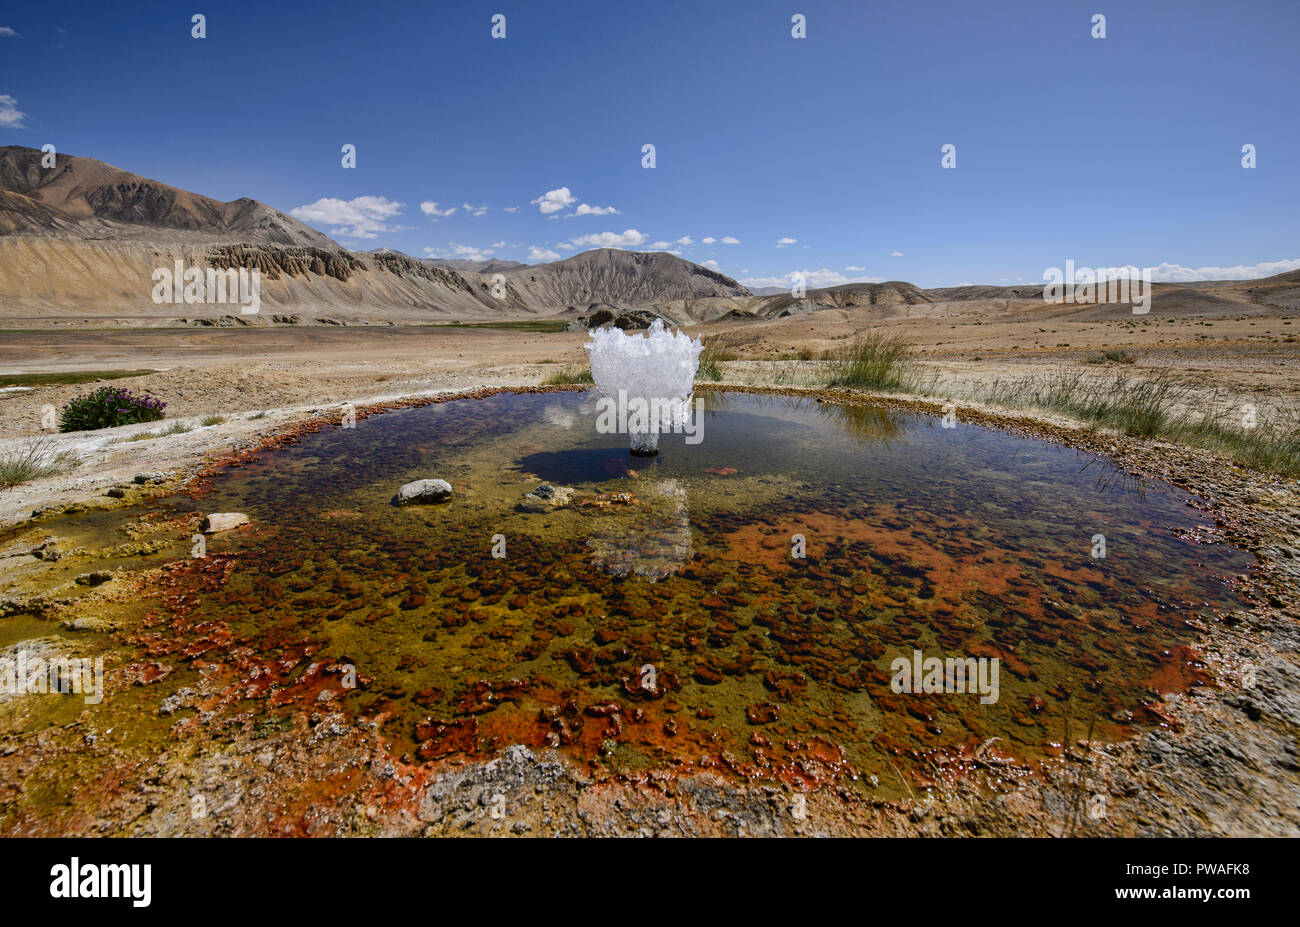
[2,384,1288,836]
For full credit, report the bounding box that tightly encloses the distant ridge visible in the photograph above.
[0,146,1293,325]
[0,146,335,248]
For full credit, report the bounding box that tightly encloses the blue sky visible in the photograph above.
[2,0,1297,288]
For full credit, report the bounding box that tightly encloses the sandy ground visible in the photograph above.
[0,311,1297,836]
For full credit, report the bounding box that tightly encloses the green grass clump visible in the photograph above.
[823,332,917,391]
[108,431,158,444]
[542,367,594,385]
[696,335,739,382]
[0,438,78,491]
[60,385,166,433]
[200,415,227,426]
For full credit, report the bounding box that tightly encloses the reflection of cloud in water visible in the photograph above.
[543,404,577,429]
[586,479,692,582]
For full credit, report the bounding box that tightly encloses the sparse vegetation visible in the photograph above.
[542,367,593,385]
[976,369,1300,477]
[59,385,166,432]
[981,369,1182,437]
[0,437,78,491]
[823,332,917,391]
[200,415,227,426]
[1082,348,1137,365]
[248,411,268,420]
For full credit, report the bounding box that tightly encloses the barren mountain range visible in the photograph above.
[0,145,1294,328]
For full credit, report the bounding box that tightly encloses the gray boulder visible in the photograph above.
[201,512,250,533]
[392,479,453,506]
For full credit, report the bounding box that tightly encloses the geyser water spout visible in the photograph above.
[585,319,704,456]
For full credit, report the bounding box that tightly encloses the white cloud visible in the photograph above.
[424,242,496,262]
[573,203,620,216]
[701,237,716,244]
[528,246,562,261]
[291,196,404,239]
[0,27,18,37]
[531,187,578,215]
[0,94,26,128]
[890,251,904,257]
[568,229,646,249]
[722,236,740,244]
[845,265,866,272]
[702,260,720,269]
[420,201,457,218]
[490,241,505,248]
[648,241,672,250]
[675,235,693,246]
[1147,258,1300,282]
[503,206,520,213]
[776,237,797,247]
[740,268,884,290]
[558,242,575,250]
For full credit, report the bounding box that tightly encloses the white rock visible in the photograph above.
[391,479,453,506]
[201,512,250,533]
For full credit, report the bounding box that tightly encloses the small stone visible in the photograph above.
[133,472,167,485]
[391,479,453,506]
[518,484,575,513]
[200,512,250,533]
[75,570,113,587]
[105,487,127,499]
[63,616,115,632]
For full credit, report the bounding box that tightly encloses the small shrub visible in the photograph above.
[60,386,165,433]
[200,415,227,426]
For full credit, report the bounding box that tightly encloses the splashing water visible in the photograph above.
[584,319,704,455]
